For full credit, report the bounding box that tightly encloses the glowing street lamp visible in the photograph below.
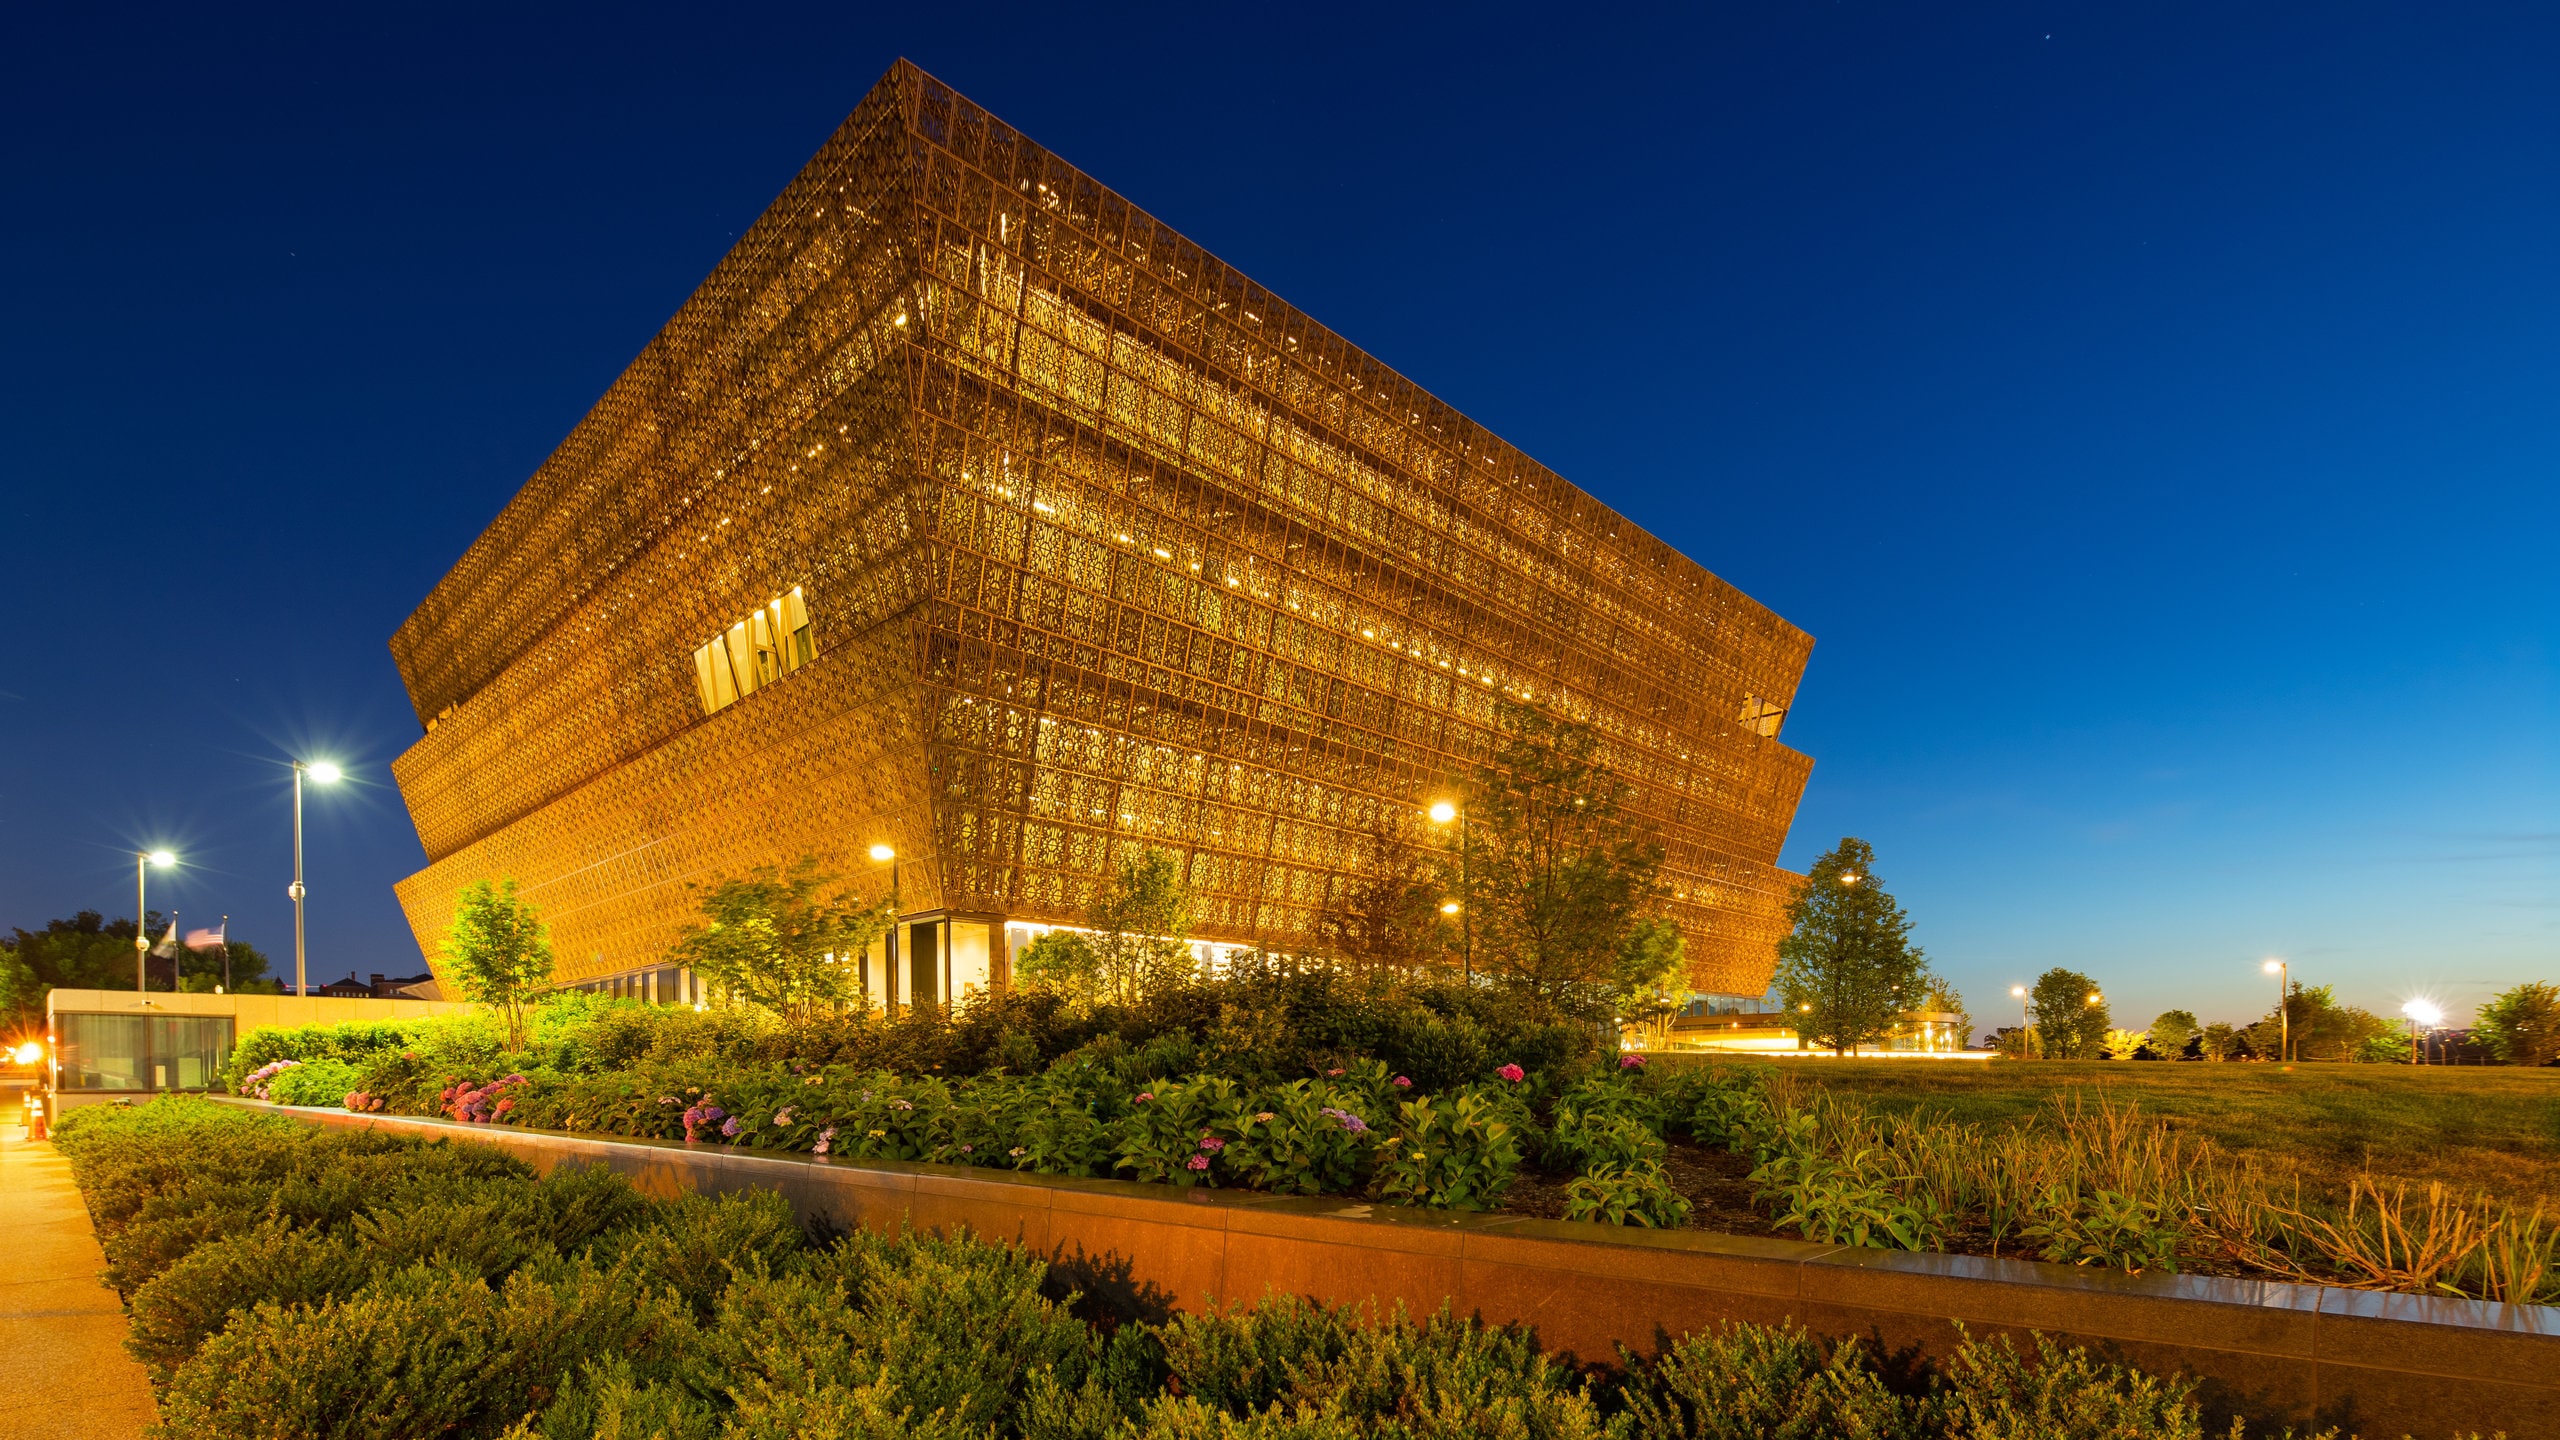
[134,849,176,991]
[2262,959,2290,1061]
[1426,799,1470,982]
[289,761,345,997]
[2011,984,2031,1057]
[2401,998,2443,1064]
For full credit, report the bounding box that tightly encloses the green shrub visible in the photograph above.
[1930,1326,2223,1439]
[267,1057,365,1107]
[125,1221,369,1378]
[1563,1160,1693,1228]
[1372,1090,1521,1211]
[1622,1323,1918,1440]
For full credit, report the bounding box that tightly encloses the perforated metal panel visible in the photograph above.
[391,60,1816,996]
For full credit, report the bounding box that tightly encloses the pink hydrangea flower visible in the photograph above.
[1135,1092,1154,1104]
[1185,1155,1210,1171]
[1497,1064,1525,1083]
[1620,1054,1647,1069]
[1391,1075,1413,1088]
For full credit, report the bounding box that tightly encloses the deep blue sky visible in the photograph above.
[4,4,2552,1025]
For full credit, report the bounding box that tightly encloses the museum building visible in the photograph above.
[388,60,1816,1010]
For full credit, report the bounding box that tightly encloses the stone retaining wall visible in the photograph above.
[239,1101,2558,1438]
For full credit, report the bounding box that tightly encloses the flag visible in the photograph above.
[185,919,227,952]
[149,917,181,959]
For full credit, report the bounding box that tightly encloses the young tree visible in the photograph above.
[444,879,555,1049]
[1313,810,1453,976]
[1615,916,1690,1047]
[2471,982,2560,1067]
[2029,968,2109,1059]
[1465,701,1671,1018]
[2247,983,2392,1062]
[1772,838,1930,1054]
[671,858,893,1024]
[2146,1009,2202,1059]
[2200,1021,2241,1061]
[2102,1028,2148,1060]
[1915,976,1971,1049]
[1017,849,1199,1008]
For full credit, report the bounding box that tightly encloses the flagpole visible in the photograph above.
[135,853,146,992]
[221,916,231,992]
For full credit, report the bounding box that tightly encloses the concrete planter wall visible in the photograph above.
[237,1101,2557,1438]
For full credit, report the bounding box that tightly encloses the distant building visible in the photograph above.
[388,59,1817,1009]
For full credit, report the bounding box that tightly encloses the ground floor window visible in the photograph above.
[55,1013,235,1091]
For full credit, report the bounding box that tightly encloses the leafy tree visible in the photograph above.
[1615,916,1690,1047]
[0,911,275,1027]
[1018,849,1198,1008]
[1773,838,1930,1054]
[2029,968,2109,1059]
[443,878,556,1048]
[2146,1010,2201,1059]
[1915,976,1970,1048]
[2244,983,2393,1062]
[2101,1028,2148,1060]
[1313,811,1453,975]
[1465,701,1673,1018]
[2472,982,2560,1067]
[2200,1021,2242,1061]
[671,858,892,1024]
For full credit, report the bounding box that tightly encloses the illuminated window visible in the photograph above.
[693,588,815,715]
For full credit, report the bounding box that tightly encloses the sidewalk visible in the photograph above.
[0,1129,156,1440]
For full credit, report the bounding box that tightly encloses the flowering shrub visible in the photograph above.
[439,1074,529,1124]
[342,1091,385,1113]
[1497,1063,1526,1083]
[1113,1076,1242,1187]
[1221,1079,1373,1195]
[238,1059,300,1099]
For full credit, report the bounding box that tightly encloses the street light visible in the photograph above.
[2262,959,2289,1061]
[869,844,900,1015]
[289,761,345,997]
[1426,799,1469,981]
[2011,985,2030,1057]
[2401,999,2443,1065]
[133,850,176,991]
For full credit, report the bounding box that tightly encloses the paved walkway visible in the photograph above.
[0,1130,156,1440]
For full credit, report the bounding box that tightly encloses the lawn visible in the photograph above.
[1755,1058,2560,1203]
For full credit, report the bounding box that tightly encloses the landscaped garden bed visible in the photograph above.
[215,977,2560,1305]
[59,1093,2464,1439]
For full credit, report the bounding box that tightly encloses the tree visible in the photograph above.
[1615,916,1690,1047]
[1313,811,1453,976]
[1915,976,1970,1049]
[2147,1010,2202,1059]
[1018,849,1198,1008]
[444,879,556,1048]
[671,858,893,1024]
[4,912,138,1028]
[1466,700,1673,1018]
[2473,982,2560,1067]
[2200,1021,2241,1061]
[2245,983,2393,1062]
[2102,1028,2147,1060]
[2029,968,2109,1059]
[1772,838,1930,1055]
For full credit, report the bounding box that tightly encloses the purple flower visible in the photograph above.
[1391,1075,1413,1089]
[1497,1064,1525,1083]
[720,1116,742,1139]
[1185,1155,1210,1171]
[814,1126,837,1156]
[1619,1054,1647,1070]
[1320,1107,1369,1134]
[773,1107,795,1126]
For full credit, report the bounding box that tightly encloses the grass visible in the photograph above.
[1755,1059,2560,1203]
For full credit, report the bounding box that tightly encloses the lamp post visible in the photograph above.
[1426,799,1469,983]
[2011,984,2030,1058]
[2401,999,2442,1066]
[2262,959,2289,1062]
[289,761,343,997]
[133,850,175,991]
[869,844,898,1013]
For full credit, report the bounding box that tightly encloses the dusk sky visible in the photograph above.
[4,3,2552,1028]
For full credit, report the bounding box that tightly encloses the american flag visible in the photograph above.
[185,920,227,952]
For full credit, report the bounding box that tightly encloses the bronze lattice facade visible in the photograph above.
[389,59,1816,1001]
